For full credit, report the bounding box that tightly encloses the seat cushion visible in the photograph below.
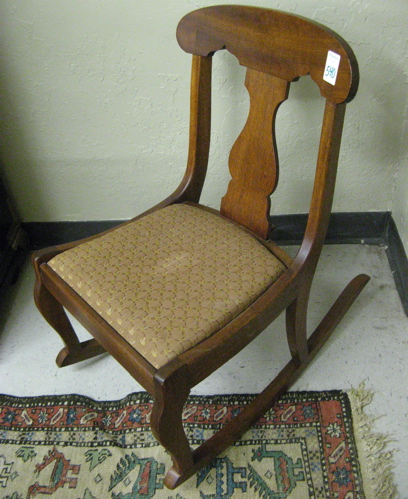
[48,204,286,369]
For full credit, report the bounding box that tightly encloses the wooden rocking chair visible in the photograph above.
[32,5,369,489]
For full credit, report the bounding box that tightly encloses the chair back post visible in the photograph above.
[292,100,347,274]
[172,55,212,204]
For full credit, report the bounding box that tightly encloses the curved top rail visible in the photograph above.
[177,5,359,103]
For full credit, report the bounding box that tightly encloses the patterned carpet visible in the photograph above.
[0,389,396,498]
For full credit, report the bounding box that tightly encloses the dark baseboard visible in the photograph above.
[25,220,122,250]
[385,217,408,316]
[24,211,390,249]
[23,210,407,316]
[269,211,389,245]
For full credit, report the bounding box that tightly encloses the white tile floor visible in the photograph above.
[0,244,407,496]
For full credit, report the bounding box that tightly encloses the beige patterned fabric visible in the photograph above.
[48,204,286,369]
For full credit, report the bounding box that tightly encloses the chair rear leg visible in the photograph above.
[34,276,105,367]
[286,287,310,364]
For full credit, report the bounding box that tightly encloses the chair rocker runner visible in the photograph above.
[32,5,370,490]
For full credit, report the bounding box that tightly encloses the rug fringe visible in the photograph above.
[348,382,398,499]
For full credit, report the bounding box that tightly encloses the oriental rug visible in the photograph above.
[0,388,396,499]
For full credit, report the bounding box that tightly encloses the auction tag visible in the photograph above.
[323,51,341,85]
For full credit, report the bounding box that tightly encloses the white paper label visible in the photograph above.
[323,51,341,85]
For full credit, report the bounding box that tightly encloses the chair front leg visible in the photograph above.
[33,274,105,367]
[151,359,194,489]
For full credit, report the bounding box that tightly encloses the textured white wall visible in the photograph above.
[0,1,407,247]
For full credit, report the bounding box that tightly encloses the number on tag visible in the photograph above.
[323,51,341,85]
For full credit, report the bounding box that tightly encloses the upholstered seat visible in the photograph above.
[48,204,286,368]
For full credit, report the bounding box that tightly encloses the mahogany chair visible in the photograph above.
[32,5,369,489]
